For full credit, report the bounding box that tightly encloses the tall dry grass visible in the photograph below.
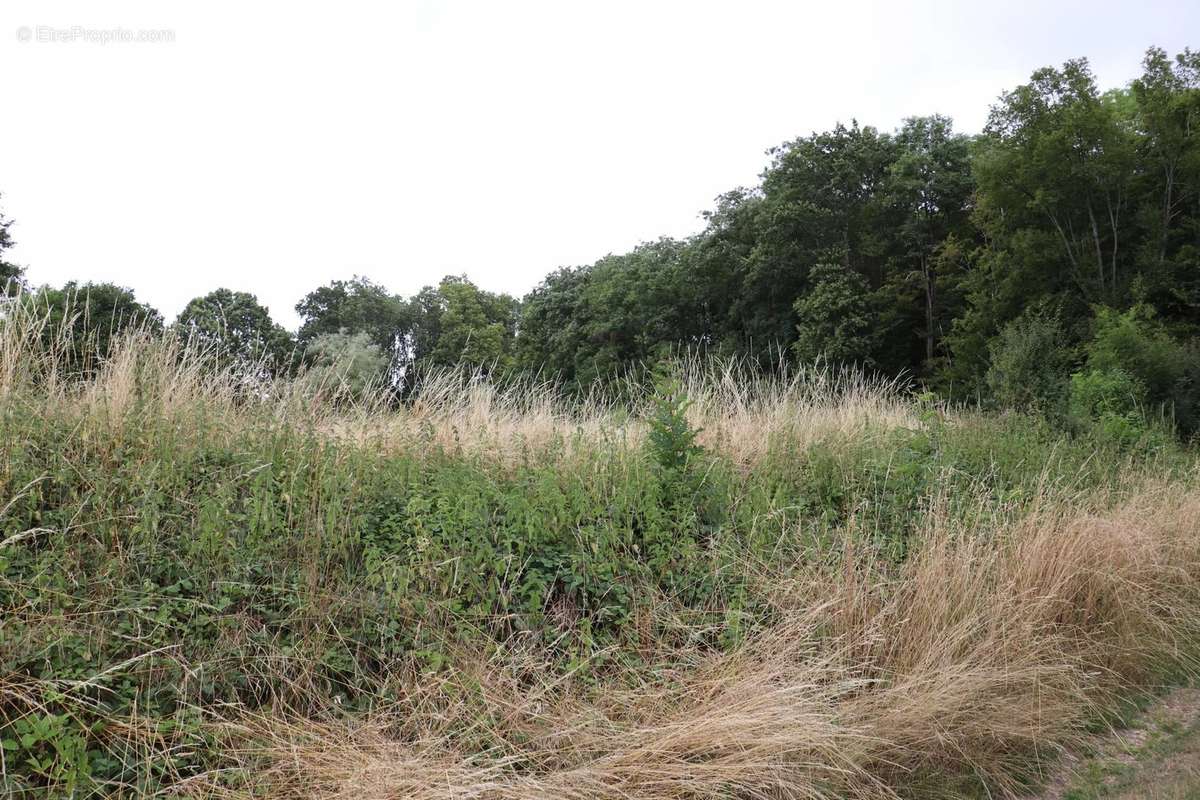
[354,359,915,467]
[0,301,914,466]
[176,486,1200,800]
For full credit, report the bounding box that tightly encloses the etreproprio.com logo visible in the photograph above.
[15,25,176,44]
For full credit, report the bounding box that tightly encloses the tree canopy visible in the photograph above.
[175,288,295,372]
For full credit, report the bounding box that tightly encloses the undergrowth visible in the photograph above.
[0,309,1196,798]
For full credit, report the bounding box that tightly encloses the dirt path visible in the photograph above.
[1024,687,1200,800]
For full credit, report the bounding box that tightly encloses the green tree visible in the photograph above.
[516,265,591,384]
[974,58,1135,304]
[295,276,410,362]
[516,240,695,390]
[302,330,391,400]
[578,241,694,383]
[0,194,24,295]
[737,123,897,359]
[424,276,519,374]
[791,260,878,366]
[878,116,975,372]
[175,289,295,372]
[944,56,1148,394]
[690,189,762,354]
[24,282,163,375]
[1129,47,1200,326]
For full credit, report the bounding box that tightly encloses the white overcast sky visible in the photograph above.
[1,1,1196,330]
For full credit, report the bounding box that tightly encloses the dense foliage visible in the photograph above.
[174,289,295,373]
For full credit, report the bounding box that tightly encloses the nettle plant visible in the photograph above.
[640,370,724,599]
[645,373,704,481]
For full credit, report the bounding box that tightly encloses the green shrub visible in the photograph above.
[1069,367,1146,421]
[985,312,1074,415]
[642,371,722,600]
[1,711,92,796]
[1083,306,1200,437]
[1067,367,1167,450]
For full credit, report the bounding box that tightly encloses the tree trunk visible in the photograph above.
[1160,161,1176,267]
[1087,199,1106,297]
[922,254,935,366]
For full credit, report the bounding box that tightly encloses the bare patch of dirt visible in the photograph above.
[1023,688,1200,800]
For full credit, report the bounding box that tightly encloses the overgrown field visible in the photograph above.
[2,315,1199,798]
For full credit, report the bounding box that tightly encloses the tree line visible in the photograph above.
[2,46,1199,436]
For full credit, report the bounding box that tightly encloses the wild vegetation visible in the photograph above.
[3,44,1200,799]
[1,300,1199,798]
